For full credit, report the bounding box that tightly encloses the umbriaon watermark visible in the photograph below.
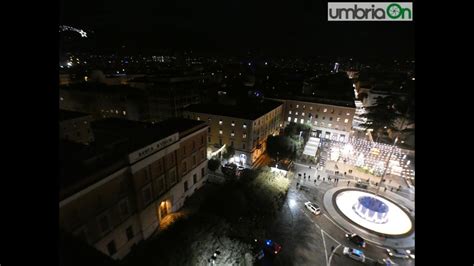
[328,2,413,21]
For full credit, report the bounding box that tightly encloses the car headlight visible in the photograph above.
[389,252,393,256]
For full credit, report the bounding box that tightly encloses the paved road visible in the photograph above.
[265,162,415,266]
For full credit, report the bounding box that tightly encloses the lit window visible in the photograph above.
[329,117,333,121]
[346,112,350,116]
[294,118,298,122]
[243,133,247,138]
[307,120,311,124]
[300,119,304,124]
[197,116,200,121]
[123,110,126,116]
[219,130,223,135]
[296,104,299,108]
[231,121,235,127]
[310,106,313,110]
[295,112,298,115]
[314,121,318,125]
[303,105,305,109]
[219,120,223,125]
[288,117,292,122]
[289,111,292,114]
[302,112,305,116]
[243,123,247,129]
[337,117,340,122]
[344,119,349,123]
[231,131,235,137]
[60,97,64,101]
[323,108,327,113]
[328,123,332,127]
[115,110,119,114]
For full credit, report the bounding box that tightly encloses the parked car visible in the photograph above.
[386,248,411,259]
[304,201,321,215]
[345,233,366,248]
[221,163,237,176]
[355,180,369,189]
[343,246,366,262]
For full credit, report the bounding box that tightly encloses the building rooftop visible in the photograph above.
[60,118,207,201]
[59,109,91,122]
[271,95,356,108]
[184,99,283,120]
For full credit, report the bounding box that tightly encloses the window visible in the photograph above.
[201,167,205,179]
[307,120,311,124]
[290,104,293,108]
[126,226,134,241]
[231,131,235,137]
[289,110,292,114]
[208,136,211,142]
[339,111,342,115]
[315,114,318,119]
[219,120,223,125]
[300,119,304,124]
[197,116,200,121]
[328,123,332,127]
[119,199,129,218]
[331,109,335,114]
[294,118,297,122]
[193,155,196,166]
[243,123,247,129]
[295,112,298,115]
[314,121,318,125]
[337,117,340,122]
[323,116,326,120]
[329,117,333,121]
[231,121,235,127]
[243,143,246,149]
[208,127,211,133]
[169,168,177,185]
[302,112,305,116]
[98,214,110,234]
[288,117,291,122]
[219,139,222,146]
[231,141,234,147]
[310,106,313,110]
[346,112,350,116]
[321,122,325,126]
[344,119,349,123]
[303,105,305,109]
[192,141,196,150]
[219,130,223,135]
[183,146,186,156]
[157,176,165,194]
[193,174,197,184]
[107,240,117,255]
[201,136,204,145]
[182,161,187,173]
[296,104,299,108]
[142,185,152,205]
[184,181,189,192]
[243,133,247,138]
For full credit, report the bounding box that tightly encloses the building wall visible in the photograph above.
[183,104,283,166]
[281,100,355,142]
[60,115,95,144]
[59,126,209,260]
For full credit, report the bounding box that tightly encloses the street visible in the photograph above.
[265,162,415,266]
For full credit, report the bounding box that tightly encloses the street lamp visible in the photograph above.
[375,137,398,197]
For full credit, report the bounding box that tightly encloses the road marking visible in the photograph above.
[327,243,341,266]
[321,229,329,266]
[322,229,341,245]
[323,214,349,234]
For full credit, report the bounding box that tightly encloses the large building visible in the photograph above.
[60,109,95,144]
[276,96,356,142]
[59,118,208,260]
[183,99,283,167]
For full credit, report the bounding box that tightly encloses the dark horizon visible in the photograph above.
[59,0,414,57]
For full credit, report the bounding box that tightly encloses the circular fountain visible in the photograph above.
[353,196,389,224]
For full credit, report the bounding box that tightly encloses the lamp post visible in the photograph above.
[375,137,398,197]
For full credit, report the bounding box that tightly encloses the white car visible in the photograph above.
[386,248,411,259]
[343,246,366,262]
[304,201,321,215]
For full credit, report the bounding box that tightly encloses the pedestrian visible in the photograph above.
[389,179,392,184]
[391,187,393,191]
[323,177,325,182]
[317,175,320,180]
[314,179,317,184]
[308,175,311,180]
[344,172,346,176]
[384,187,387,192]
[304,176,306,180]
[309,165,312,169]
[347,180,350,186]
[331,246,335,252]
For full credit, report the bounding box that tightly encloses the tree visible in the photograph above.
[266,135,296,161]
[222,146,235,160]
[208,158,220,172]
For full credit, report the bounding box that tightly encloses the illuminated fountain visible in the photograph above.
[353,196,389,224]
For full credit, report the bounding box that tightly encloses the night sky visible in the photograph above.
[60,0,414,57]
